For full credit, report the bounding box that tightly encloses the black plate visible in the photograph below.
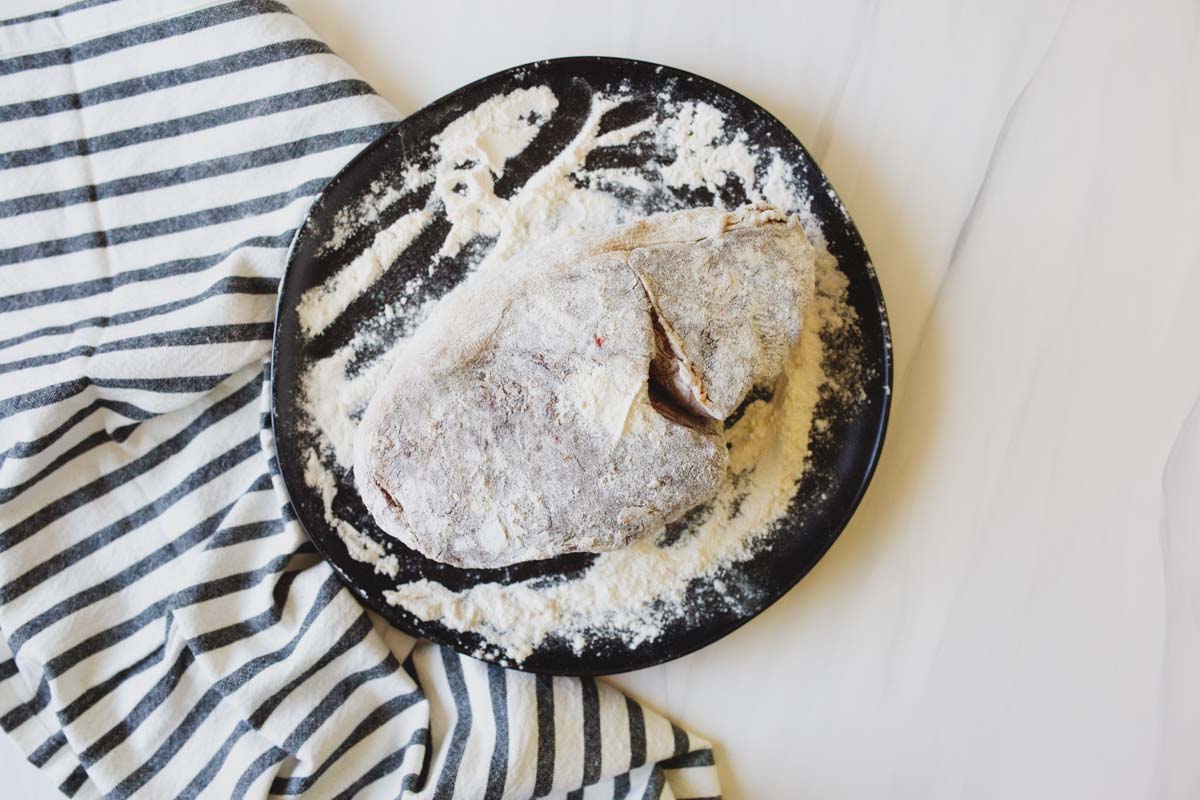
[271,57,892,675]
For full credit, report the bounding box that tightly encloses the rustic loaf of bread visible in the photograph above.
[353,204,815,568]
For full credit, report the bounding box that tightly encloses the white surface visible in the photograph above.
[7,1,1200,797]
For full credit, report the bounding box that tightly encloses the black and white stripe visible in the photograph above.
[0,2,721,797]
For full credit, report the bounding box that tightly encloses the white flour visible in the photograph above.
[659,101,760,200]
[321,166,432,255]
[304,448,398,578]
[436,91,643,273]
[295,83,861,662]
[300,336,393,468]
[297,209,432,338]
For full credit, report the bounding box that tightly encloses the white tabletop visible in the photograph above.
[8,1,1200,797]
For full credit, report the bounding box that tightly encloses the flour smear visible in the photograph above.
[294,82,862,663]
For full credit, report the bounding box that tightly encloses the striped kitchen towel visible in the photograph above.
[0,1,723,797]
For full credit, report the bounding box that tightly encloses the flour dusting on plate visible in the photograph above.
[293,83,863,663]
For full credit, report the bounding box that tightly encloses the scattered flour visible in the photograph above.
[433,86,559,258]
[304,448,398,578]
[297,209,432,338]
[322,166,432,255]
[295,82,860,662]
[762,153,800,212]
[435,90,642,273]
[299,336,396,468]
[659,101,761,201]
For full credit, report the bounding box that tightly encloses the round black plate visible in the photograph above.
[271,57,892,675]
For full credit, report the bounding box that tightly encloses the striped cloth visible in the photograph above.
[0,2,723,797]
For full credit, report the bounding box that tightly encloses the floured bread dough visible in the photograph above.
[353,203,815,568]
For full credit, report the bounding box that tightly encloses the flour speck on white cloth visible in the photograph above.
[0,3,720,798]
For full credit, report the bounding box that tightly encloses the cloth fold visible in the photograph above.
[0,1,722,797]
